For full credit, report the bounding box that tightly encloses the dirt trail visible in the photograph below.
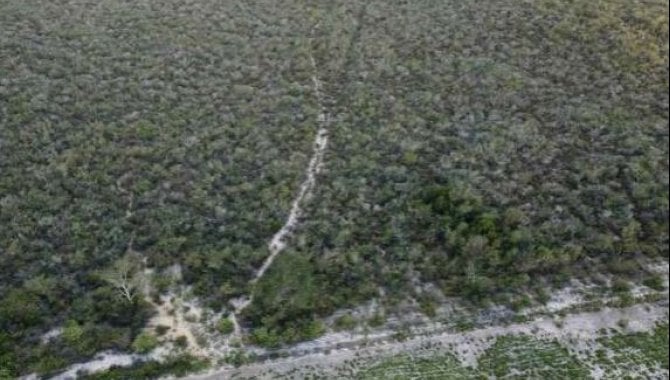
[251,34,329,285]
[229,28,330,331]
[49,353,141,380]
[146,293,206,356]
[37,267,668,379]
[185,301,669,380]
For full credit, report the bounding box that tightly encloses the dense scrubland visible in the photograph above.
[243,0,669,346]
[0,0,668,377]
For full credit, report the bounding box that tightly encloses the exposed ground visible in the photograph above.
[184,302,669,379]
[40,261,668,379]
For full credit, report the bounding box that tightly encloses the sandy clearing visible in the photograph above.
[184,301,669,380]
[146,294,206,356]
[32,263,668,379]
[49,353,142,380]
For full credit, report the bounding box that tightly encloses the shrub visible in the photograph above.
[334,314,357,331]
[174,336,189,349]
[643,275,665,291]
[612,279,631,293]
[217,318,235,335]
[368,313,385,328]
[132,332,158,354]
[154,325,170,336]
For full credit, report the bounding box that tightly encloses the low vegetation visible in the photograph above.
[477,336,589,379]
[593,323,669,376]
[243,0,669,344]
[276,323,670,379]
[0,0,667,375]
[358,353,471,380]
[79,355,208,380]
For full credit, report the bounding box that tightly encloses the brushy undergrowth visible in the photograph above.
[592,323,669,378]
[0,0,667,375]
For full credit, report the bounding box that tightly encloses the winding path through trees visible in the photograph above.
[229,25,331,332]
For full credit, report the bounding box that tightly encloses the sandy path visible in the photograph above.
[36,266,668,379]
[229,28,330,331]
[251,36,329,285]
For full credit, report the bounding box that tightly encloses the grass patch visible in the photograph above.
[593,323,669,377]
[357,354,473,380]
[477,335,589,379]
[79,355,209,380]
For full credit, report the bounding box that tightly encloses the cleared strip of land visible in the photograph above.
[186,299,669,380]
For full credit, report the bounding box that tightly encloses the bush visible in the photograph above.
[643,275,665,291]
[154,325,170,336]
[217,318,235,335]
[174,336,189,349]
[132,332,158,354]
[511,295,532,312]
[224,350,252,367]
[418,296,438,318]
[612,279,631,293]
[249,327,281,348]
[62,320,84,346]
[368,313,385,328]
[334,314,357,331]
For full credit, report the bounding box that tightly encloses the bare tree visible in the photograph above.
[102,255,143,303]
